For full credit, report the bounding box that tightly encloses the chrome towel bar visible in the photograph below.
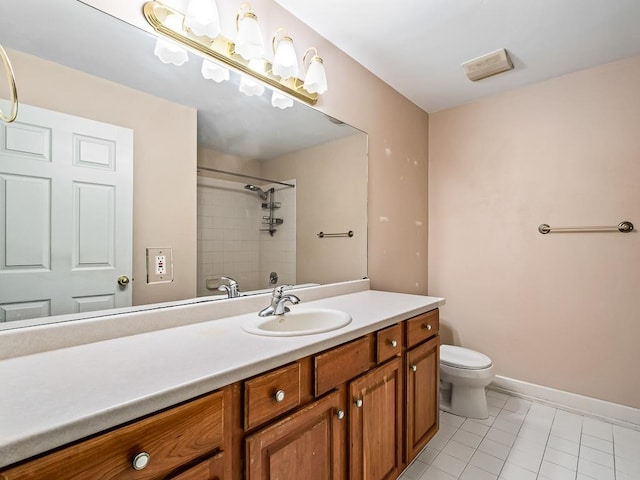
[317,230,354,238]
[538,221,634,234]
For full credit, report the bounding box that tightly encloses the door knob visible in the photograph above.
[117,275,130,287]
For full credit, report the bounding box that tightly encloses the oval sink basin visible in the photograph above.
[242,308,352,337]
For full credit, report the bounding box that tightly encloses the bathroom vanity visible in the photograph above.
[0,282,443,479]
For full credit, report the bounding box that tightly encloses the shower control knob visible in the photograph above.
[390,339,398,348]
[355,399,363,408]
[275,390,285,402]
[411,365,417,372]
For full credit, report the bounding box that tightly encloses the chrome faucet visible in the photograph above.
[217,276,240,298]
[258,285,300,316]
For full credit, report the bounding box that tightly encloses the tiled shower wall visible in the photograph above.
[197,176,296,297]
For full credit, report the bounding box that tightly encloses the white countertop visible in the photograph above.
[0,288,443,469]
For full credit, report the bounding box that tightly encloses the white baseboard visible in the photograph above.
[489,375,640,431]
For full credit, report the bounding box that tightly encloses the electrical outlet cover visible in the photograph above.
[146,247,173,284]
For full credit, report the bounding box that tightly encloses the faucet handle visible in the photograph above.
[220,276,238,286]
[273,284,294,296]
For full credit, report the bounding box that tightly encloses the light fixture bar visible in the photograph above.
[143,1,318,105]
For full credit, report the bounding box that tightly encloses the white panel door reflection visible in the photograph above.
[0,103,133,322]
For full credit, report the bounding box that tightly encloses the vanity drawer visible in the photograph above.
[0,389,226,480]
[406,309,439,348]
[314,336,372,396]
[244,362,302,431]
[169,451,224,480]
[376,323,403,363]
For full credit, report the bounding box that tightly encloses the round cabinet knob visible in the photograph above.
[117,275,130,287]
[355,399,363,408]
[336,410,345,420]
[411,364,417,372]
[389,339,398,348]
[424,324,432,331]
[132,452,150,471]
[275,390,285,402]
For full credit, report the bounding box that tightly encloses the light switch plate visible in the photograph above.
[146,247,173,284]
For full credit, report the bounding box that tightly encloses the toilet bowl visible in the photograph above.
[440,345,494,419]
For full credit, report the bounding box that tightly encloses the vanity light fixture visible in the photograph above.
[234,3,264,61]
[143,1,325,106]
[184,0,221,38]
[271,28,298,80]
[201,58,230,82]
[271,90,294,109]
[302,47,327,95]
[153,12,189,66]
[239,59,265,96]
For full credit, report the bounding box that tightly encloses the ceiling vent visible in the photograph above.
[462,48,513,81]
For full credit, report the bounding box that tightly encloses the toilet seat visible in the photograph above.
[440,345,492,370]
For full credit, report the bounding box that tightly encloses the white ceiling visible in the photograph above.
[273,0,640,113]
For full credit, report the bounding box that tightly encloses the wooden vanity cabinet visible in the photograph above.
[0,309,440,480]
[242,310,440,480]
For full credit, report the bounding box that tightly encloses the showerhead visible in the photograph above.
[244,184,269,201]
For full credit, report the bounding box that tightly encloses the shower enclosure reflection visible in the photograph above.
[196,130,368,296]
[197,173,296,296]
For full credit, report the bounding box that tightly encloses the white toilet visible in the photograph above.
[440,345,494,419]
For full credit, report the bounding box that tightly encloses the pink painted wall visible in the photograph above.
[429,56,640,408]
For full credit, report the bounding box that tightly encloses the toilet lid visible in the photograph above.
[440,345,492,370]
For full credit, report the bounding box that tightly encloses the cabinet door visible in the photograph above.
[406,336,440,461]
[349,357,402,480]
[245,390,346,480]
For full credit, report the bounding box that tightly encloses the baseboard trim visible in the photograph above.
[489,375,640,431]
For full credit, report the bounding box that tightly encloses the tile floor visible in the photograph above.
[398,390,640,480]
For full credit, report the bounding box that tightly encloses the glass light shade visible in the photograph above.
[271,91,293,109]
[235,13,264,60]
[239,76,264,96]
[201,59,229,82]
[184,0,221,38]
[154,14,189,66]
[303,56,327,94]
[272,37,298,80]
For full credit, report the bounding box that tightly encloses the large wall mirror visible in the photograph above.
[0,0,367,330]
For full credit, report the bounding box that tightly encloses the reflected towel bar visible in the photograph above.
[538,221,634,234]
[317,230,354,238]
